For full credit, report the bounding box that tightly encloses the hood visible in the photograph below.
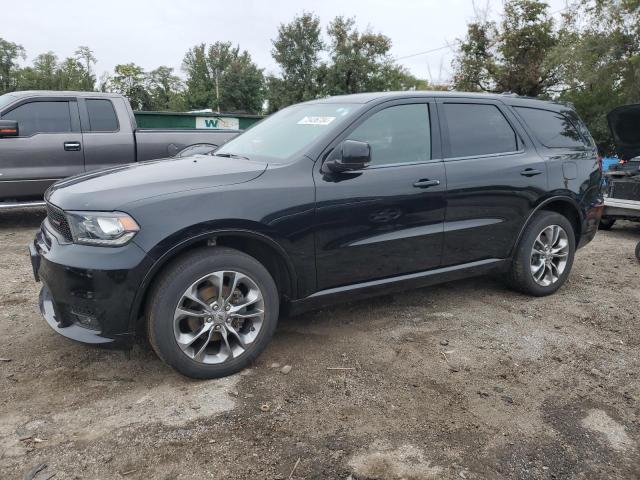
[607,104,640,160]
[46,154,268,211]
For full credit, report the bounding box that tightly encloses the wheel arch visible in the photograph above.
[511,196,582,256]
[129,228,298,334]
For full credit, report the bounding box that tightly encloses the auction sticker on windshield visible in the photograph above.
[297,116,336,126]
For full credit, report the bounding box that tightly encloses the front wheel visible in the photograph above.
[146,247,279,379]
[508,211,576,296]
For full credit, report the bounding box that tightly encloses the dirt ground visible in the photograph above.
[0,208,639,480]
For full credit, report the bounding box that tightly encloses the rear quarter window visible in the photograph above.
[515,107,589,149]
[86,99,119,131]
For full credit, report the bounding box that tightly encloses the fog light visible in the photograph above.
[69,309,101,331]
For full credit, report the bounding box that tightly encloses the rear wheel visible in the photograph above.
[598,217,616,230]
[146,247,279,379]
[508,211,575,296]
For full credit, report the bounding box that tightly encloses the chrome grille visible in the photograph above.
[46,203,73,242]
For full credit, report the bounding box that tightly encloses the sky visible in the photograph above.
[4,0,568,84]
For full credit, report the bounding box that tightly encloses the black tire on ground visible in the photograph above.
[508,210,576,297]
[635,242,640,262]
[598,217,616,230]
[146,247,279,379]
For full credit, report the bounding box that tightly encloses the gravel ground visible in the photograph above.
[0,209,639,479]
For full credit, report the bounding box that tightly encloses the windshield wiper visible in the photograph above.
[215,152,251,160]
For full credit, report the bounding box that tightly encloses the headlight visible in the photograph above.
[66,211,140,246]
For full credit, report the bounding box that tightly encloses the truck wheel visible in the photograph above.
[635,242,640,262]
[598,217,616,230]
[146,247,279,379]
[508,211,575,297]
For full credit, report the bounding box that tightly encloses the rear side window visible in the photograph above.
[347,104,431,165]
[2,101,71,136]
[442,103,518,158]
[515,107,587,148]
[86,99,118,131]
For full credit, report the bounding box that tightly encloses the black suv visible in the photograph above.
[30,92,603,378]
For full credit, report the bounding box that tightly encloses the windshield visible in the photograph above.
[216,103,358,161]
[0,93,16,111]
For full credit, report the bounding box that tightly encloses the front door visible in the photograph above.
[437,99,548,266]
[313,100,446,290]
[0,98,84,200]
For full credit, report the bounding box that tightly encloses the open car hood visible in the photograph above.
[607,104,640,160]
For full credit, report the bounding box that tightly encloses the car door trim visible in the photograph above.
[347,223,443,247]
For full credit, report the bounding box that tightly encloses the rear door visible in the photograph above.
[437,99,547,266]
[0,98,84,200]
[313,99,446,289]
[78,97,135,171]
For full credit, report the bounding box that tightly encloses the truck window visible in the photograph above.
[515,107,587,149]
[2,101,71,136]
[86,99,118,131]
[347,104,431,166]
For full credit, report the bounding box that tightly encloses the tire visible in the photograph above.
[508,211,576,297]
[146,247,279,379]
[598,217,616,230]
[635,242,640,263]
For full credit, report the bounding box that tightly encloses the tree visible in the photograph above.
[550,0,640,145]
[0,37,25,94]
[452,0,558,96]
[73,46,97,90]
[324,16,418,95]
[268,12,325,111]
[183,42,264,113]
[17,52,59,90]
[108,63,151,110]
[147,66,185,111]
[56,57,92,90]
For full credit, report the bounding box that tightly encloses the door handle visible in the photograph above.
[64,141,81,151]
[520,168,542,177]
[413,179,440,188]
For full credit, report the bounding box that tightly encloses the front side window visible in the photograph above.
[86,99,118,131]
[347,104,431,166]
[515,107,588,149]
[2,101,71,136]
[443,103,518,158]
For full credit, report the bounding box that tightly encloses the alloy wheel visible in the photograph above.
[530,225,570,287]
[173,270,265,364]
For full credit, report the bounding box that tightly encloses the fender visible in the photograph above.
[509,195,582,257]
[127,227,298,329]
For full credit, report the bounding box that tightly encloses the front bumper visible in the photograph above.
[603,197,640,218]
[31,220,153,345]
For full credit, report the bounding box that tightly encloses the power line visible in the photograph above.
[393,4,571,62]
[394,43,458,61]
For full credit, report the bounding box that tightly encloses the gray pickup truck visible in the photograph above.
[0,91,240,208]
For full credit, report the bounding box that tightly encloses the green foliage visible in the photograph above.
[267,12,325,112]
[267,14,424,111]
[107,63,151,110]
[453,0,558,96]
[551,0,640,146]
[182,42,264,114]
[325,16,413,95]
[0,37,26,93]
[147,66,186,111]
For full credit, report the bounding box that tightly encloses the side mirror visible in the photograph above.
[0,120,18,138]
[323,140,371,173]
